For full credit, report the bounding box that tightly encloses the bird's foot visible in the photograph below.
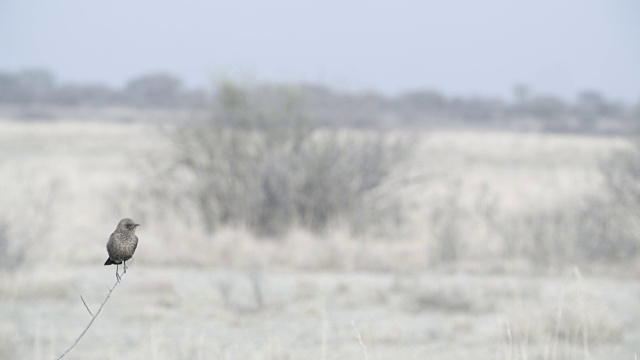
[123,262,128,274]
[116,271,121,283]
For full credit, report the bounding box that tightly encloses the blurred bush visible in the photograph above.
[494,138,640,266]
[584,137,640,260]
[0,221,25,271]
[149,81,415,237]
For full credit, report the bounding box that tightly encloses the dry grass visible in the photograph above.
[0,118,638,359]
[2,266,635,359]
[0,119,629,272]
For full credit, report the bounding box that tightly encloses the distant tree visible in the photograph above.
[0,72,19,103]
[527,95,568,120]
[51,84,114,106]
[574,90,607,125]
[0,69,55,104]
[179,89,207,108]
[396,90,447,117]
[633,99,640,123]
[509,85,572,121]
[16,69,55,103]
[124,72,182,107]
[512,83,531,104]
[351,92,390,127]
[449,97,505,122]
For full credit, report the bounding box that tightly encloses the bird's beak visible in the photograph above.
[134,224,141,227]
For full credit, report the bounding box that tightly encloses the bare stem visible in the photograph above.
[351,320,369,360]
[53,258,134,360]
[80,296,93,317]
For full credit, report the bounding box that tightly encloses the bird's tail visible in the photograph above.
[104,258,122,266]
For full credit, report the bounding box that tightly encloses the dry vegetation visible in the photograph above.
[1,119,632,272]
[1,266,638,359]
[0,108,639,358]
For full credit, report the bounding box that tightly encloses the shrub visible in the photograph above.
[0,221,25,271]
[152,82,415,237]
[580,137,640,261]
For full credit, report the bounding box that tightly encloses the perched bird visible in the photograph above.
[104,218,140,282]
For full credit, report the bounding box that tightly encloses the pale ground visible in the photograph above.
[0,119,638,359]
[2,267,639,359]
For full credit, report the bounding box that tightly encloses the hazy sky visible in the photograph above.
[1,0,639,101]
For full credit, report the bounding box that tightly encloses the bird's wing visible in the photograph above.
[133,235,139,253]
[106,232,117,255]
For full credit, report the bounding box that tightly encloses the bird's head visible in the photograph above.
[117,218,141,233]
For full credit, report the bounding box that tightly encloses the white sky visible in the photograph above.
[1,0,639,101]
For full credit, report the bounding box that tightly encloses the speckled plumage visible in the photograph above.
[104,218,140,281]
[106,231,138,264]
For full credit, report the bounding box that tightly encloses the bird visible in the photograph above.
[104,218,140,282]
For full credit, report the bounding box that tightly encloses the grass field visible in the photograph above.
[0,118,638,359]
[2,266,639,359]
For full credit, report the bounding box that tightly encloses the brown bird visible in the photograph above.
[104,218,140,282]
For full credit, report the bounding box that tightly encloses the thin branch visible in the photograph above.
[351,320,369,360]
[54,282,118,359]
[80,296,93,317]
[53,258,135,360]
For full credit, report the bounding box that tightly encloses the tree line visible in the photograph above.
[0,69,205,107]
[1,68,638,133]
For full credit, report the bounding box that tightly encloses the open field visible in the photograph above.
[0,119,638,358]
[2,266,640,359]
[0,120,627,269]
